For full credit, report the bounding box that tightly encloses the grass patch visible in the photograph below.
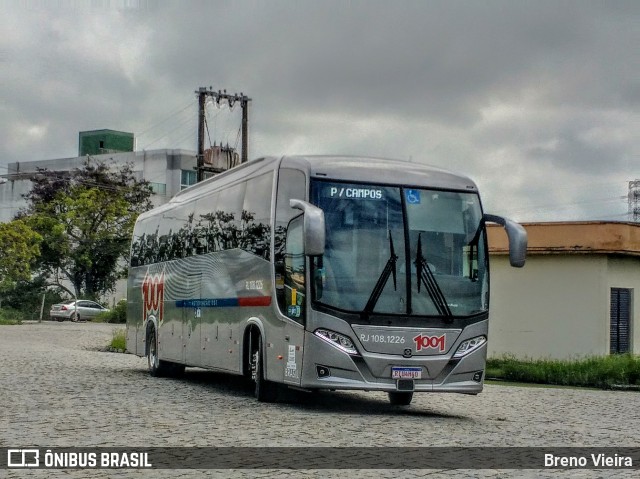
[0,319,21,325]
[487,354,640,389]
[0,308,25,325]
[107,328,126,353]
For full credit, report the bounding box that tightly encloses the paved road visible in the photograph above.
[0,322,638,478]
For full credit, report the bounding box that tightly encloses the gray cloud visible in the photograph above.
[0,0,638,221]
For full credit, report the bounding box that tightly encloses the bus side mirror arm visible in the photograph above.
[290,199,326,256]
[484,214,527,268]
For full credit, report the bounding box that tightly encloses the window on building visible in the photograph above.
[181,170,197,190]
[149,182,167,196]
[610,288,632,354]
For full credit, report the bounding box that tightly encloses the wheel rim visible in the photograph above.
[251,349,259,383]
[148,332,157,370]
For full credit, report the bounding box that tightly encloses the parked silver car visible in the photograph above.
[49,300,109,322]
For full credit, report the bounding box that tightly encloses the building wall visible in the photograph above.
[0,177,31,222]
[489,253,640,359]
[78,130,134,156]
[488,254,611,359]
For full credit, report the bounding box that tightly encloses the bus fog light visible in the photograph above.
[314,329,358,355]
[453,336,486,358]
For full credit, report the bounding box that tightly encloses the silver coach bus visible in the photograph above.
[126,155,526,405]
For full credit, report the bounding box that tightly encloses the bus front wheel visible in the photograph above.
[388,391,413,406]
[251,336,278,402]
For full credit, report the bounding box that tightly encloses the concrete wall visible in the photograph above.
[0,178,31,223]
[488,253,640,359]
[489,254,607,359]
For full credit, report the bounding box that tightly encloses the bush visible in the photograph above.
[487,354,640,389]
[0,279,66,321]
[0,307,26,325]
[97,299,127,323]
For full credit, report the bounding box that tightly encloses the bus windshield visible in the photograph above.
[310,180,488,318]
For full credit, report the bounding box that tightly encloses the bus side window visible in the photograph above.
[283,216,305,322]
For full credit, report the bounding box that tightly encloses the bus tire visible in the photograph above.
[251,336,278,402]
[388,391,413,406]
[147,326,174,378]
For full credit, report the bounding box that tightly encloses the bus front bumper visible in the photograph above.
[300,332,487,395]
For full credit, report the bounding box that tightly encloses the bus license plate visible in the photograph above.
[392,367,422,379]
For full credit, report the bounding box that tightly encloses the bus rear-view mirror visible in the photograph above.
[484,214,527,267]
[290,199,326,256]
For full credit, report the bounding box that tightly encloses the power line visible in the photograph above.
[137,107,196,150]
[136,99,196,138]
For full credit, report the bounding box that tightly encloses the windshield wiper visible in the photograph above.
[415,233,453,321]
[362,231,398,319]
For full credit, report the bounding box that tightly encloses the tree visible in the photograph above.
[0,219,42,294]
[19,160,153,299]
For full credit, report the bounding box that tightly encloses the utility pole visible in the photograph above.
[197,89,207,183]
[196,87,251,183]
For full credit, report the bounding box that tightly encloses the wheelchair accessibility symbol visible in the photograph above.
[406,189,421,204]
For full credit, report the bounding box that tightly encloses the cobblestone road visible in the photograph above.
[1,322,638,478]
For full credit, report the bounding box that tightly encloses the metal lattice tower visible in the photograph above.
[628,180,640,222]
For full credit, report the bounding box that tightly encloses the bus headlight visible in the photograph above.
[453,335,487,359]
[314,329,358,355]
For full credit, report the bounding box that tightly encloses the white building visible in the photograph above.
[0,149,197,223]
[0,149,197,304]
[488,222,640,359]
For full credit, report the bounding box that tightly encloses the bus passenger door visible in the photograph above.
[279,216,306,386]
[273,168,308,386]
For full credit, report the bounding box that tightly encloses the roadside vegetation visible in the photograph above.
[0,307,24,325]
[107,328,126,352]
[0,160,152,320]
[487,354,640,389]
[96,299,127,324]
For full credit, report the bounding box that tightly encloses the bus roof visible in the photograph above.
[137,155,479,223]
[282,155,478,192]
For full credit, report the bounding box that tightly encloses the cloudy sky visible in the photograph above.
[1,0,638,221]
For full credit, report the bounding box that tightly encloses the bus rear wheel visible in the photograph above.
[388,391,413,406]
[146,326,184,378]
[251,336,278,402]
[147,327,162,376]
